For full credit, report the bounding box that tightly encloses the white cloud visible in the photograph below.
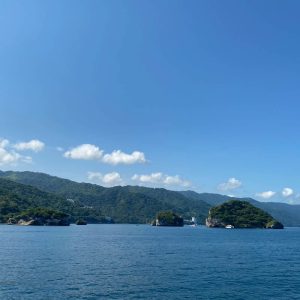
[132,172,163,183]
[102,150,146,165]
[14,139,45,152]
[0,139,32,166]
[64,145,146,165]
[256,191,276,199]
[87,172,102,181]
[132,172,191,188]
[218,178,242,191]
[87,171,123,186]
[0,139,9,148]
[163,175,191,187]
[102,172,122,185]
[56,147,64,152]
[0,147,21,165]
[64,144,103,160]
[282,187,294,198]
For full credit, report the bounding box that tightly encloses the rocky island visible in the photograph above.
[7,207,70,226]
[206,200,284,229]
[152,211,184,227]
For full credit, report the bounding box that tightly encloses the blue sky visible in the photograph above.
[1,0,300,203]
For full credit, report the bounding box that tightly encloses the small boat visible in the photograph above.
[225,224,234,229]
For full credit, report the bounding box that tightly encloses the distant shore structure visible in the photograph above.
[184,217,197,226]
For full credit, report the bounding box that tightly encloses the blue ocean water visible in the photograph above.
[0,224,299,300]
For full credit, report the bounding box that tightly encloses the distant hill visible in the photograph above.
[1,170,300,226]
[180,191,231,206]
[0,171,210,224]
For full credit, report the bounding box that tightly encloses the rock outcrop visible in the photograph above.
[205,216,226,228]
[152,211,184,227]
[75,219,87,225]
[6,208,70,226]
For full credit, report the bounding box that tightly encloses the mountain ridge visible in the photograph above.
[1,170,300,226]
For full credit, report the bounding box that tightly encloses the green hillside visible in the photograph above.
[0,178,107,223]
[1,170,300,226]
[0,171,210,224]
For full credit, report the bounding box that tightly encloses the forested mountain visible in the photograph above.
[0,178,106,223]
[180,191,231,206]
[1,170,300,226]
[0,171,211,223]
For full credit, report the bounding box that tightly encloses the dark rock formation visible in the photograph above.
[153,211,184,227]
[75,219,87,225]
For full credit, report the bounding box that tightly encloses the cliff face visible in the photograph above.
[205,215,226,228]
[206,200,284,229]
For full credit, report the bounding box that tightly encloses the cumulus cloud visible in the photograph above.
[0,138,32,166]
[87,171,123,186]
[132,172,163,183]
[282,187,294,198]
[64,144,103,160]
[164,175,191,187]
[0,147,21,165]
[64,144,146,165]
[102,150,146,165]
[0,139,9,148]
[102,172,123,185]
[14,139,45,152]
[132,172,191,188]
[218,178,242,191]
[256,191,276,199]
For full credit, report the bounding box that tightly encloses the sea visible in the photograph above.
[0,224,299,300]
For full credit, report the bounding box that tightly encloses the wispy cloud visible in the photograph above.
[218,178,242,191]
[132,172,191,188]
[87,171,123,186]
[282,187,294,197]
[0,138,33,166]
[256,191,276,199]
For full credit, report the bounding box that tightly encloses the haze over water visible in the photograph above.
[1,224,299,300]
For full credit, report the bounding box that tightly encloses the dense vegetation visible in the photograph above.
[154,211,184,227]
[0,171,210,223]
[0,178,109,223]
[207,200,284,229]
[8,207,70,226]
[0,170,299,226]
[16,207,69,220]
